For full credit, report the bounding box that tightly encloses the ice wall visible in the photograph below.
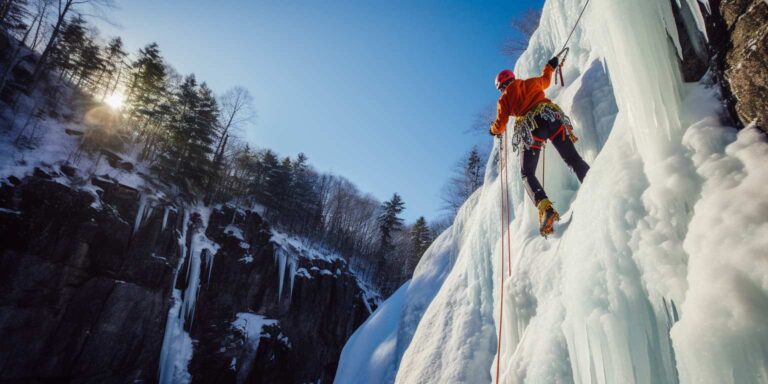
[336,0,768,383]
[158,207,220,384]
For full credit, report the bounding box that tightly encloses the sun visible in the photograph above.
[105,92,126,110]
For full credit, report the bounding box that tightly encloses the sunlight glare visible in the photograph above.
[105,93,126,110]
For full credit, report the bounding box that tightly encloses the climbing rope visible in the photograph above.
[554,0,590,87]
[495,133,510,384]
[493,3,592,380]
[542,145,546,190]
[503,138,512,278]
[559,0,591,54]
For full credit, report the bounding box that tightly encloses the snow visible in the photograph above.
[231,313,279,382]
[232,312,279,349]
[224,224,245,241]
[335,282,411,384]
[269,229,348,303]
[296,268,311,278]
[336,0,768,383]
[672,123,768,384]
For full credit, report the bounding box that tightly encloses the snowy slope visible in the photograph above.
[335,0,768,383]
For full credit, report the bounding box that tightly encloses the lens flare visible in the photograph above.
[105,93,126,110]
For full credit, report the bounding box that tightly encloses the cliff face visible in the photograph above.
[0,171,182,383]
[186,205,375,384]
[0,168,375,383]
[702,0,768,131]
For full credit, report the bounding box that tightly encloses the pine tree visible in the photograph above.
[378,193,405,253]
[253,149,278,201]
[410,216,431,259]
[155,75,218,192]
[466,147,483,193]
[441,146,486,216]
[74,38,104,88]
[289,153,322,233]
[99,37,128,98]
[52,16,87,81]
[0,0,28,33]
[127,43,167,122]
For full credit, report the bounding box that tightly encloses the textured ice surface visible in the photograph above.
[336,1,768,383]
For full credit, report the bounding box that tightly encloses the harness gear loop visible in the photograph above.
[511,102,578,151]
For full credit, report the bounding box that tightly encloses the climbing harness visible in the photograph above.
[511,102,578,152]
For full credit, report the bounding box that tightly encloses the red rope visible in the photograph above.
[495,134,507,384]
[501,135,510,277]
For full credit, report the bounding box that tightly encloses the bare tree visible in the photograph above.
[467,102,497,136]
[0,0,50,94]
[440,146,487,217]
[501,8,542,57]
[214,86,255,159]
[31,0,114,83]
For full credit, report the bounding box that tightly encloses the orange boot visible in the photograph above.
[537,198,559,238]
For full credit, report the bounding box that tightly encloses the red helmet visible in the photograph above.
[495,69,515,90]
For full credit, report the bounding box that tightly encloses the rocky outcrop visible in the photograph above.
[700,0,768,131]
[0,171,375,383]
[0,173,183,383]
[186,205,375,384]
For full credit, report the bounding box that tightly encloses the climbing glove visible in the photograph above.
[489,125,502,138]
[547,56,559,69]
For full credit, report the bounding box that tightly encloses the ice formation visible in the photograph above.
[159,207,220,384]
[335,0,768,383]
[231,313,279,382]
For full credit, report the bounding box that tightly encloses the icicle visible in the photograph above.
[158,206,220,384]
[158,209,193,384]
[133,193,147,235]
[161,206,169,232]
[288,258,297,304]
[205,248,216,287]
[277,249,287,302]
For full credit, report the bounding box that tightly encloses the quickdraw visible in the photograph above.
[554,47,569,87]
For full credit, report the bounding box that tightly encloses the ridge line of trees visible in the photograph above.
[0,0,442,295]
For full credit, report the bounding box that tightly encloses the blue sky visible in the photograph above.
[96,0,543,222]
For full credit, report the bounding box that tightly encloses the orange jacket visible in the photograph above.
[490,64,555,135]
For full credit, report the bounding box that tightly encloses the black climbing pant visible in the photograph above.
[520,114,590,204]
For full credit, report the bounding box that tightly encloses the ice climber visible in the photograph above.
[490,56,590,237]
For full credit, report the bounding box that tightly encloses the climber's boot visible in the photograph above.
[537,198,560,238]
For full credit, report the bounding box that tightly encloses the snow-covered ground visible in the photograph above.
[335,1,768,383]
[0,94,152,193]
